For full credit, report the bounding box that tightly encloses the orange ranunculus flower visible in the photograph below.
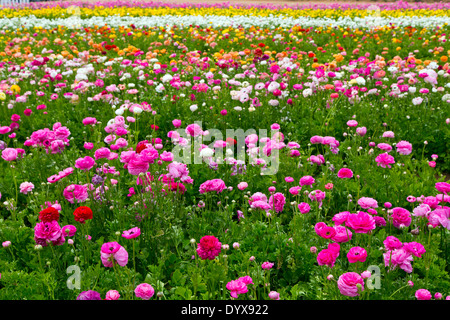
[334,54,344,62]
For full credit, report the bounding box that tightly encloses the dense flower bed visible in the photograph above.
[0,1,449,301]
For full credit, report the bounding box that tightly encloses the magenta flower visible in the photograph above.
[268,291,280,300]
[337,272,364,297]
[238,276,253,285]
[415,289,432,300]
[403,242,426,258]
[347,246,368,263]
[332,226,352,243]
[199,179,226,194]
[396,140,412,155]
[100,242,129,267]
[196,235,221,260]
[75,156,96,171]
[357,197,378,209]
[337,168,353,178]
[435,182,450,195]
[77,290,101,300]
[308,189,326,208]
[391,207,412,229]
[122,227,141,239]
[332,211,350,225]
[317,248,337,268]
[375,153,395,168]
[384,248,413,273]
[261,262,274,269]
[34,220,65,247]
[63,184,88,204]
[1,148,18,161]
[135,283,155,300]
[268,192,286,213]
[345,211,376,234]
[383,236,403,251]
[105,290,120,300]
[298,202,311,214]
[226,279,248,298]
[299,175,315,187]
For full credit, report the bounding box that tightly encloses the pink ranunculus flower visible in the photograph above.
[298,202,311,214]
[383,236,403,251]
[357,197,378,209]
[226,279,248,298]
[375,153,395,168]
[337,168,353,178]
[317,248,337,267]
[261,261,274,269]
[100,242,129,267]
[299,175,315,187]
[427,207,450,230]
[435,182,450,195]
[1,148,18,161]
[347,246,367,263]
[127,157,149,176]
[159,151,174,162]
[268,192,286,213]
[135,283,155,300]
[63,184,88,204]
[308,189,326,208]
[196,235,221,260]
[268,291,280,300]
[237,182,248,191]
[345,211,376,234]
[377,143,392,152]
[332,211,350,226]
[415,289,432,300]
[199,179,226,194]
[403,242,426,258]
[105,290,120,300]
[34,220,64,247]
[396,140,412,155]
[75,156,96,171]
[94,147,111,160]
[391,207,412,229]
[332,225,352,243]
[19,182,34,194]
[318,226,337,239]
[337,272,364,297]
[384,248,413,273]
[356,127,367,136]
[122,227,141,239]
[82,117,97,126]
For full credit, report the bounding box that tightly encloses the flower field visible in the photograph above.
[0,0,449,301]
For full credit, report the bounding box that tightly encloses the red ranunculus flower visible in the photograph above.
[135,140,149,154]
[39,207,60,223]
[73,206,93,224]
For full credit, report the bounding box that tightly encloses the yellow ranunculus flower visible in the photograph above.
[10,85,20,94]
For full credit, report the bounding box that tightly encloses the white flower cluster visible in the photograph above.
[1,14,449,29]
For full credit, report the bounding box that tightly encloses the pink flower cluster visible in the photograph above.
[226,276,253,298]
[383,236,425,273]
[24,122,71,154]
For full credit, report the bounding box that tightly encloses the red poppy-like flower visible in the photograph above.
[73,206,93,224]
[39,207,60,223]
